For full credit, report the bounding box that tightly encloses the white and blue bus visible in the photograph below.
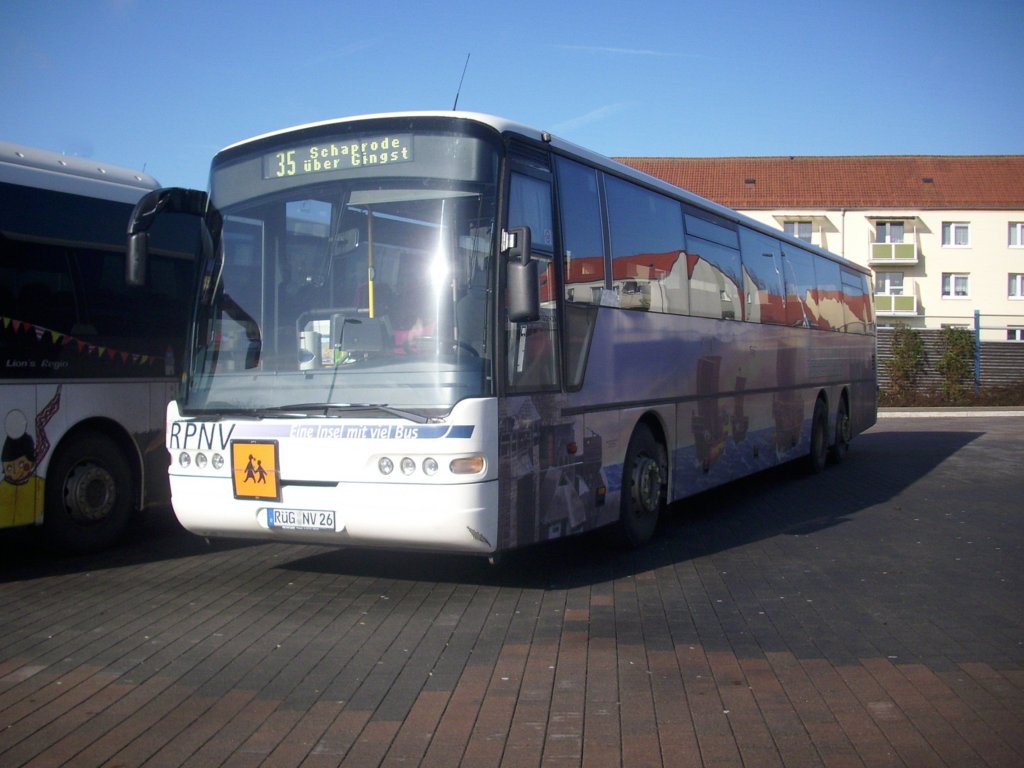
[1,141,198,551]
[127,112,876,557]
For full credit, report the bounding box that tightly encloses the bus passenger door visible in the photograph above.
[501,166,579,547]
[506,171,559,393]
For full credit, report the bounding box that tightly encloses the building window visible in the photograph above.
[875,272,904,295]
[1010,274,1024,299]
[784,221,812,242]
[1010,222,1024,248]
[942,222,970,247]
[875,221,904,243]
[941,273,970,298]
[1008,327,1024,342]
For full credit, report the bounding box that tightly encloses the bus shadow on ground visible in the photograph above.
[0,505,255,582]
[0,426,981,588]
[280,427,983,589]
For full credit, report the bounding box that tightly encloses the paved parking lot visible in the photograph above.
[1,415,1022,767]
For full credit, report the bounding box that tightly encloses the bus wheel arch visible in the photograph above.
[42,422,139,553]
[609,418,668,548]
[828,390,851,465]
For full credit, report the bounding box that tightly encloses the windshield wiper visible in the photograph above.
[326,403,434,424]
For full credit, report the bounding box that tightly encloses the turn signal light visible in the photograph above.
[450,455,485,475]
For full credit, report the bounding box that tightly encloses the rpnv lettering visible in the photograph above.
[168,421,235,451]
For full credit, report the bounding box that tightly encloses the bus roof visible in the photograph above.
[217,111,869,275]
[0,140,159,204]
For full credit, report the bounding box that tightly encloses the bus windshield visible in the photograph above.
[185,127,500,416]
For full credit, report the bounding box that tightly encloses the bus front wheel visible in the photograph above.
[43,433,133,553]
[611,424,666,548]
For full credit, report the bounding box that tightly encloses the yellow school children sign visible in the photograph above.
[231,441,281,501]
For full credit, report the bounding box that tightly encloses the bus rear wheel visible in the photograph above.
[43,433,133,553]
[610,424,666,548]
[829,398,851,465]
[807,398,829,474]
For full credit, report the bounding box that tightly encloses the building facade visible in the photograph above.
[618,156,1024,341]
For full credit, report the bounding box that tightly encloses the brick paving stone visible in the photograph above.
[417,662,492,767]
[503,631,558,766]
[0,663,110,735]
[180,696,282,768]
[944,664,1024,759]
[581,634,621,768]
[902,665,1021,768]
[225,707,304,768]
[741,657,828,767]
[836,662,945,768]
[381,689,452,767]
[646,647,701,766]
[338,718,402,768]
[861,657,984,766]
[142,689,258,768]
[9,680,135,768]
[462,641,532,766]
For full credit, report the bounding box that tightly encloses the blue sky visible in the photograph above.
[2,0,1021,189]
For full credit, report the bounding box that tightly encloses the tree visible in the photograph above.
[936,326,974,402]
[885,325,926,401]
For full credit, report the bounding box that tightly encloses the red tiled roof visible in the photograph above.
[614,156,1024,210]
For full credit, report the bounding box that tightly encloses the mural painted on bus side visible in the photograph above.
[495,356,815,551]
[1,385,61,527]
[495,241,873,551]
[497,394,611,551]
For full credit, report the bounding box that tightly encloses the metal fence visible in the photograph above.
[876,312,1024,392]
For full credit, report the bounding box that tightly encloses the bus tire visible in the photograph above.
[807,397,829,475]
[828,397,851,465]
[43,433,133,553]
[611,424,666,548]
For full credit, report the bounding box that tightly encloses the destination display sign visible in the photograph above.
[263,134,413,179]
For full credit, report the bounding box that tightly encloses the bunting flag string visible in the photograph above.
[1,314,159,367]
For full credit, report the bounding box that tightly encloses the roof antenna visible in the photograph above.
[452,53,471,110]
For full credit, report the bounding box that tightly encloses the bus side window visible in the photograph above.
[555,157,605,305]
[605,175,686,314]
[738,227,786,325]
[554,156,604,389]
[814,259,844,331]
[7,244,78,334]
[782,249,817,328]
[841,267,871,334]
[684,211,742,321]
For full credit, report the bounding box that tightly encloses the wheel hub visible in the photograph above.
[633,456,663,515]
[64,464,116,523]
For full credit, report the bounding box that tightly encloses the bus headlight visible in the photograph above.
[178,452,191,468]
[400,457,416,476]
[378,457,394,475]
[212,453,224,470]
[195,452,208,469]
[450,455,485,475]
[422,457,439,476]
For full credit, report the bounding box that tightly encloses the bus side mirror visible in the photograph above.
[126,232,149,286]
[505,226,539,322]
[125,187,214,287]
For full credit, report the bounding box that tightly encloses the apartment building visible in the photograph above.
[618,156,1024,341]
